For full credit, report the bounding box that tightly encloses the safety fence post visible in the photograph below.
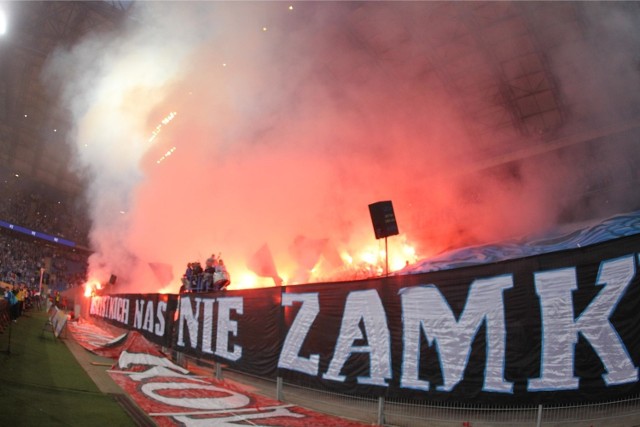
[276,376,284,402]
[377,396,385,426]
[175,351,186,368]
[536,403,543,427]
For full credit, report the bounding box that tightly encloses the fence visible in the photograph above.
[173,351,640,427]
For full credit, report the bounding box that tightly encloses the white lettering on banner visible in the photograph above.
[201,298,217,354]
[117,350,310,425]
[155,301,167,337]
[132,299,168,337]
[134,300,144,329]
[323,289,392,386]
[173,405,305,426]
[278,292,320,375]
[119,351,190,375]
[178,297,202,348]
[90,296,129,325]
[109,297,117,320]
[130,365,207,382]
[97,297,107,317]
[142,300,154,332]
[141,382,250,410]
[400,275,513,392]
[176,297,243,361]
[529,255,638,391]
[215,297,243,361]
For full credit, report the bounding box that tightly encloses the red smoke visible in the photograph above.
[44,2,640,292]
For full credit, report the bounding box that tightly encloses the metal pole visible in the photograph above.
[536,403,543,427]
[39,267,44,297]
[377,396,385,426]
[215,362,222,380]
[385,236,389,277]
[276,376,283,402]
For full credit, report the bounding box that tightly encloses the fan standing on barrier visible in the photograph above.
[180,254,230,293]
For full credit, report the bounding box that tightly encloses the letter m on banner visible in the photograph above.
[400,275,514,393]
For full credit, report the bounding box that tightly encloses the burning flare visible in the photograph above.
[83,279,103,298]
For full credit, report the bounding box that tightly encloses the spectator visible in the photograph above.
[4,285,19,322]
[16,285,26,317]
[213,258,231,291]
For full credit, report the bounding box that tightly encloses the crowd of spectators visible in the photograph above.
[2,283,41,323]
[0,173,91,247]
[0,229,89,291]
[181,255,231,292]
[0,170,91,295]
[0,170,90,329]
[0,173,92,332]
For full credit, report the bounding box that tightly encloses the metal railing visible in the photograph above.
[383,400,540,426]
[174,352,640,427]
[541,396,640,425]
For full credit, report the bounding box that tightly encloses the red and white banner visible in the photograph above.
[108,333,368,427]
[66,318,129,358]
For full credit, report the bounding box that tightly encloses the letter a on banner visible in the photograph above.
[323,289,391,386]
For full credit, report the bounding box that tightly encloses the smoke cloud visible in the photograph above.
[43,2,640,291]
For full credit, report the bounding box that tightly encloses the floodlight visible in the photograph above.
[0,8,6,36]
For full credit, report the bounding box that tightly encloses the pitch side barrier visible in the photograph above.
[89,233,640,405]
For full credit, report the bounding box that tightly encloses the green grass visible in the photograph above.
[0,310,136,426]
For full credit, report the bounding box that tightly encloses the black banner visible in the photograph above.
[174,287,282,376]
[89,293,178,347]
[102,234,640,404]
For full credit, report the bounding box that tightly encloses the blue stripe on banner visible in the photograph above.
[0,220,76,247]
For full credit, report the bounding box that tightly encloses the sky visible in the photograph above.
[43,2,640,292]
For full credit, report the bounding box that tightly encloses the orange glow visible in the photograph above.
[157,285,173,294]
[230,271,260,290]
[83,279,102,298]
[226,233,422,287]
[310,234,419,282]
[341,252,353,265]
[83,234,421,293]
